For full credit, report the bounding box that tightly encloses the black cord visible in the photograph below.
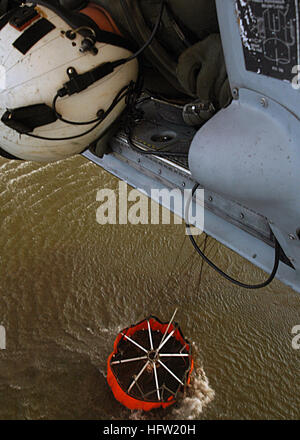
[52,84,130,126]
[124,0,166,62]
[25,86,130,141]
[25,119,103,141]
[113,0,166,70]
[52,94,101,126]
[185,183,281,289]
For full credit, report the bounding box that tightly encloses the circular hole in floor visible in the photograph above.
[151,132,176,143]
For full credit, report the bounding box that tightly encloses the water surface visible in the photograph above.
[0,156,299,420]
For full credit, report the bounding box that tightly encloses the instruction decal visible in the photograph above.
[236,0,300,81]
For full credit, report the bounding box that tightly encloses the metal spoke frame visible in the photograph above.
[111,356,148,365]
[121,332,148,354]
[111,311,192,403]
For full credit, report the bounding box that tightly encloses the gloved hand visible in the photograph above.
[177,34,231,110]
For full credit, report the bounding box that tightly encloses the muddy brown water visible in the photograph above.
[0,156,299,420]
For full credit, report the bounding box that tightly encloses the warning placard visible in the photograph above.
[236,0,300,81]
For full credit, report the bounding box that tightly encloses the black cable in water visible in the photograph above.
[185,183,281,289]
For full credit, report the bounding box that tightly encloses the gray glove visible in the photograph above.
[177,34,231,109]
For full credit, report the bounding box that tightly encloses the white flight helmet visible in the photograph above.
[0,1,138,161]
